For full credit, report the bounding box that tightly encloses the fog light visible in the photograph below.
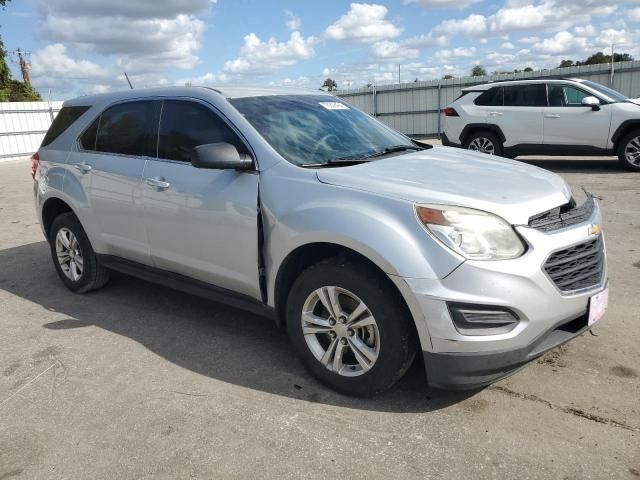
[448,303,519,336]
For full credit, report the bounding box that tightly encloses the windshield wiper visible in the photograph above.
[299,144,425,168]
[363,144,424,159]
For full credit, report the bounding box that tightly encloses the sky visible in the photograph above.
[1,0,639,100]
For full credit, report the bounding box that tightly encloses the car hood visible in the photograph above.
[315,146,571,225]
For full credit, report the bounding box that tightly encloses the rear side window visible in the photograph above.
[95,101,157,156]
[474,88,503,106]
[158,100,246,162]
[41,106,90,147]
[503,84,547,107]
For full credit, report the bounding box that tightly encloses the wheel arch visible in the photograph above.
[274,243,402,326]
[460,123,506,145]
[611,120,640,150]
[41,197,75,240]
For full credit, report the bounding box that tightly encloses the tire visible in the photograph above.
[285,257,417,396]
[616,130,640,171]
[463,130,503,157]
[49,212,110,293]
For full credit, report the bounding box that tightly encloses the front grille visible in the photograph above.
[544,236,604,293]
[529,196,595,232]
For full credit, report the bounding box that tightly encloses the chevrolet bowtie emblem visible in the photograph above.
[589,224,602,236]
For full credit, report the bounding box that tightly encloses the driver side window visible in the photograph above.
[548,84,591,107]
[158,100,246,162]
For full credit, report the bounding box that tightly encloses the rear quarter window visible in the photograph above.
[474,88,503,106]
[41,106,91,147]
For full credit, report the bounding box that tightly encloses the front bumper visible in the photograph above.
[423,310,592,389]
[399,202,607,389]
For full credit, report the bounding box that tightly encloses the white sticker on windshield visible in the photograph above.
[319,102,350,111]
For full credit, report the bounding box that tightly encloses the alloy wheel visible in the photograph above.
[55,227,84,281]
[468,137,495,155]
[624,136,640,166]
[301,286,380,377]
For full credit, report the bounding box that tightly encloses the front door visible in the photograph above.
[543,83,613,149]
[140,99,261,299]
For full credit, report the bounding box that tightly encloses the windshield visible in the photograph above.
[581,80,628,102]
[229,95,418,166]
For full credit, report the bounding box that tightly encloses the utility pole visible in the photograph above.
[610,43,615,88]
[13,49,32,86]
[398,64,401,84]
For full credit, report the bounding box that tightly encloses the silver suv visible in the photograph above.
[33,86,609,395]
[442,78,640,170]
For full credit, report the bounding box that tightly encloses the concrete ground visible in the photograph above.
[0,154,639,479]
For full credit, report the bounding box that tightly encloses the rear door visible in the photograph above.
[140,99,261,299]
[498,84,546,147]
[543,83,612,148]
[72,100,159,264]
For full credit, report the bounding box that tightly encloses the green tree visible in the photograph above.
[523,67,533,72]
[322,78,338,92]
[471,64,487,77]
[442,74,454,80]
[1,1,41,102]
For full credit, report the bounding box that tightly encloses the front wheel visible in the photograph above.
[463,131,503,156]
[617,130,640,171]
[286,258,417,396]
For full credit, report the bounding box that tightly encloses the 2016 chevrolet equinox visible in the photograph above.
[33,86,609,396]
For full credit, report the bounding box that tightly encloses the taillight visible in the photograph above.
[442,107,459,117]
[30,152,40,179]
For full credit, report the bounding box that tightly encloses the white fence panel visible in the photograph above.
[0,101,62,161]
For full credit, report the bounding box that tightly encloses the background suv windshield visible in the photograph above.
[230,95,413,166]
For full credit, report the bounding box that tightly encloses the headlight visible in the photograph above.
[415,204,525,261]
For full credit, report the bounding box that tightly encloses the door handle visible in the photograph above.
[145,177,170,190]
[545,114,561,119]
[74,162,92,174]
[488,111,503,116]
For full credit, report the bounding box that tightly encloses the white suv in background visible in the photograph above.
[442,78,640,170]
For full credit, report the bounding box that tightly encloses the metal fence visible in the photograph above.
[337,60,640,137]
[0,101,62,162]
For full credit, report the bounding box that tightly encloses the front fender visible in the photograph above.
[261,170,464,304]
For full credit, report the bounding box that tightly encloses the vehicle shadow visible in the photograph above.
[0,241,477,413]
[516,156,624,174]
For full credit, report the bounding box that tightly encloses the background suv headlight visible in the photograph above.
[415,204,525,261]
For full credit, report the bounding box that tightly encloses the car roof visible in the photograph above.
[461,78,586,92]
[64,85,329,107]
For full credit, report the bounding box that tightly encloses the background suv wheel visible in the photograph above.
[49,212,110,293]
[285,257,417,396]
[463,130,503,157]
[617,130,640,171]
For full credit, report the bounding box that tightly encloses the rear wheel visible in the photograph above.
[286,257,417,396]
[463,131,503,156]
[49,212,110,293]
[617,130,640,171]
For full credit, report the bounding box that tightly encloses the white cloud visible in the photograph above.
[631,8,640,21]
[500,42,515,49]
[285,10,301,31]
[403,0,477,8]
[371,41,419,60]
[326,3,402,43]
[435,14,487,36]
[176,72,229,86]
[532,31,587,55]
[31,44,113,81]
[224,32,318,74]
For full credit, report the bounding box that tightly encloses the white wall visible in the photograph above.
[0,101,63,162]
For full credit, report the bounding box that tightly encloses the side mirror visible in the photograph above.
[582,96,601,111]
[191,142,252,170]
